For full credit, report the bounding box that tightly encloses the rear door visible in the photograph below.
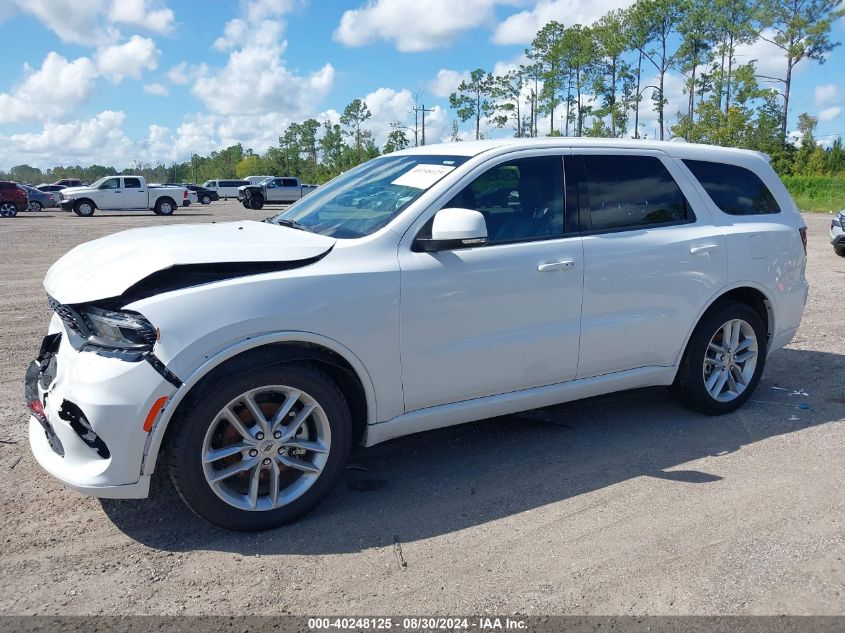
[571,150,727,378]
[122,177,147,208]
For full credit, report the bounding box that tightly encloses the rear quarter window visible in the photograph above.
[683,159,780,215]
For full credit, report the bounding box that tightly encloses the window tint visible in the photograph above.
[282,178,298,187]
[99,178,121,190]
[124,177,141,188]
[581,155,691,231]
[442,156,564,244]
[684,159,780,215]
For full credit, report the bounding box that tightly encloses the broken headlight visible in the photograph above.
[79,305,157,352]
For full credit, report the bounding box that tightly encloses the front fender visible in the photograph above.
[140,330,378,476]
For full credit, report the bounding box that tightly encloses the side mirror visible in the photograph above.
[414,207,488,252]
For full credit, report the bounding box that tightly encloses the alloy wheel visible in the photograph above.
[702,318,759,402]
[201,385,331,511]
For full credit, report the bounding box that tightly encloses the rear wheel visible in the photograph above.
[201,195,211,205]
[0,202,18,217]
[835,245,845,257]
[671,301,766,415]
[28,201,43,212]
[154,198,175,216]
[168,363,352,531]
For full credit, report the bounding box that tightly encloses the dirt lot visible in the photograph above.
[0,202,842,616]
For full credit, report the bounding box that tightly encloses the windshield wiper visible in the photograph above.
[272,218,314,233]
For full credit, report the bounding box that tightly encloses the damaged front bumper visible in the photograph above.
[25,316,176,499]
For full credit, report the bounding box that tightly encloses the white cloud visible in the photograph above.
[143,82,169,96]
[0,52,98,123]
[244,0,297,23]
[818,106,842,122]
[166,61,195,84]
[814,84,840,106]
[492,53,529,77]
[335,0,501,52]
[194,16,333,119]
[733,33,788,81]
[493,0,634,45]
[428,69,470,98]
[0,111,136,168]
[4,0,175,45]
[107,0,174,34]
[94,35,160,83]
[213,18,249,50]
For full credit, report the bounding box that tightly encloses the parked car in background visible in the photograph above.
[831,210,845,257]
[0,180,27,217]
[37,184,67,196]
[58,176,187,216]
[53,179,84,187]
[238,177,318,209]
[19,184,59,212]
[246,175,276,185]
[162,184,198,206]
[25,139,808,530]
[183,184,218,204]
[201,179,249,199]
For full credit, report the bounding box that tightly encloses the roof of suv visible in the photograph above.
[392,138,770,164]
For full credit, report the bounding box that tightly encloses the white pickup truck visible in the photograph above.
[237,177,318,210]
[59,176,188,217]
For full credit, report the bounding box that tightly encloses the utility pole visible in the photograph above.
[413,104,435,145]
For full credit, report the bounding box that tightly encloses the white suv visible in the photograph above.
[25,139,809,530]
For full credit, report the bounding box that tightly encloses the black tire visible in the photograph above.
[835,245,845,258]
[249,194,264,210]
[242,198,250,208]
[671,301,766,415]
[167,363,352,531]
[201,195,211,205]
[72,199,95,216]
[154,197,176,216]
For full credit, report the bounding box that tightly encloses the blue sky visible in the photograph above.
[0,0,843,170]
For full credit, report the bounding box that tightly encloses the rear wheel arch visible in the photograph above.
[143,336,375,476]
[675,284,774,371]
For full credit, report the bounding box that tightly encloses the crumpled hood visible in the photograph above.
[45,220,335,304]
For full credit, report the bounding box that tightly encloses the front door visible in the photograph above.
[398,154,584,412]
[96,177,124,209]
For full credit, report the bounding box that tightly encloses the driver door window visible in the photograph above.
[99,178,120,190]
[443,156,564,244]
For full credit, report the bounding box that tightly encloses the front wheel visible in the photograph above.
[249,194,264,210]
[671,301,766,415]
[73,200,95,216]
[835,245,845,258]
[168,363,352,531]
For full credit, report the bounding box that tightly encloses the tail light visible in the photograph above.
[799,227,807,254]
[184,190,188,199]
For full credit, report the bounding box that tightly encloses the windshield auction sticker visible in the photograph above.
[391,164,456,189]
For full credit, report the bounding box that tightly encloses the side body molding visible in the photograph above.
[140,331,378,476]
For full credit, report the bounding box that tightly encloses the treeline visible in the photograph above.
[2,0,844,187]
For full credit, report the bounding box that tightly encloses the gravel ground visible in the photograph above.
[0,203,842,616]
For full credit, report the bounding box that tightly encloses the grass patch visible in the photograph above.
[782,175,845,213]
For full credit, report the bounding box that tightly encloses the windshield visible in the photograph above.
[266,155,468,238]
[88,177,108,188]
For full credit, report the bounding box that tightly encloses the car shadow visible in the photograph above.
[88,213,214,218]
[101,347,844,553]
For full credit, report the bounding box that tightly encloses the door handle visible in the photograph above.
[538,260,575,272]
[690,244,719,255]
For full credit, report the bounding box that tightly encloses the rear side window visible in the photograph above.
[683,159,780,215]
[282,178,298,187]
[124,177,141,188]
[580,155,692,231]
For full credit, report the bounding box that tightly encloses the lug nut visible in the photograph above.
[278,447,286,455]
[249,449,258,457]
[255,432,264,440]
[262,458,271,465]
[273,430,282,439]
